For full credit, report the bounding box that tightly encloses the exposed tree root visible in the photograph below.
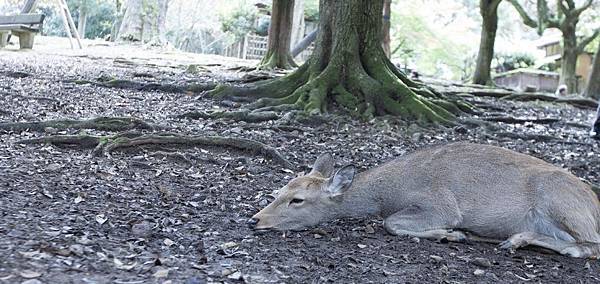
[69,78,216,94]
[483,116,560,124]
[489,132,593,146]
[208,58,472,126]
[0,91,59,103]
[501,94,598,109]
[448,89,513,98]
[257,51,297,70]
[0,117,157,133]
[177,110,279,123]
[19,132,292,168]
[491,131,558,142]
[1,71,31,78]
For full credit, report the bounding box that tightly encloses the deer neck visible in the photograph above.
[334,171,382,219]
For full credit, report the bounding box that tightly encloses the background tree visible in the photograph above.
[258,0,297,69]
[77,0,88,38]
[212,0,471,123]
[118,0,169,43]
[382,0,392,57]
[584,42,600,99]
[473,0,502,85]
[509,0,599,93]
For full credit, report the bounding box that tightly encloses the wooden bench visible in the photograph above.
[0,14,45,49]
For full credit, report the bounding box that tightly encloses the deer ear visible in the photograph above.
[309,153,335,177]
[325,165,355,197]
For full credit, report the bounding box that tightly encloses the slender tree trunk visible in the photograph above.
[111,0,124,41]
[212,0,471,123]
[584,42,600,100]
[560,25,579,93]
[290,0,305,49]
[473,0,500,85]
[382,0,391,58]
[77,1,87,39]
[258,0,297,69]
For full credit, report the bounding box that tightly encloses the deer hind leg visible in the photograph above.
[384,202,466,242]
[500,231,600,258]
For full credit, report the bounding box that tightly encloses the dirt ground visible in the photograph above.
[1,39,600,283]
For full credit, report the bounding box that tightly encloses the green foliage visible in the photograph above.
[35,0,117,39]
[538,61,559,72]
[390,6,471,80]
[219,4,258,39]
[304,0,319,22]
[255,16,269,36]
[493,52,536,72]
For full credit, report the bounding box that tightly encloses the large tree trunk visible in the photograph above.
[118,0,144,41]
[212,0,470,123]
[382,0,391,58]
[560,25,579,94]
[584,42,600,100]
[258,0,297,69]
[118,0,168,43]
[473,0,501,86]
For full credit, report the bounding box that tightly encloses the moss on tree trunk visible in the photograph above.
[258,0,297,70]
[212,0,472,124]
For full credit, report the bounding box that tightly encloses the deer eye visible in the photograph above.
[289,198,304,205]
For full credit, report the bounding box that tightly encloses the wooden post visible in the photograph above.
[242,35,248,59]
[0,32,9,48]
[59,0,83,49]
[56,0,74,49]
[13,31,36,49]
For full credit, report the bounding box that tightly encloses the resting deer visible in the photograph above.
[250,142,600,258]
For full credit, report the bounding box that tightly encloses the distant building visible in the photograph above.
[494,68,559,93]
[536,36,594,92]
[493,34,594,93]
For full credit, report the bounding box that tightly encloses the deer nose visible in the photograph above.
[247,217,259,228]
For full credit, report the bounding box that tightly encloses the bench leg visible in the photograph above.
[14,32,35,49]
[0,32,9,48]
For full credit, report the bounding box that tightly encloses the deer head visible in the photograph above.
[250,153,356,231]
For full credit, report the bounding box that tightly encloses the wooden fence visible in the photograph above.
[224,34,314,62]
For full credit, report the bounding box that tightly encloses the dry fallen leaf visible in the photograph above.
[164,238,175,246]
[95,214,108,225]
[74,195,84,204]
[153,268,169,278]
[18,270,41,279]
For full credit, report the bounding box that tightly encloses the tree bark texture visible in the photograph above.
[382,0,391,58]
[258,0,297,69]
[118,0,168,43]
[473,0,501,86]
[560,25,578,93]
[77,0,88,39]
[584,42,600,100]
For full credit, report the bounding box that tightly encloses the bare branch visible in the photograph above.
[538,0,561,30]
[558,0,570,15]
[573,0,594,17]
[508,0,538,28]
[564,0,576,10]
[578,29,600,53]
